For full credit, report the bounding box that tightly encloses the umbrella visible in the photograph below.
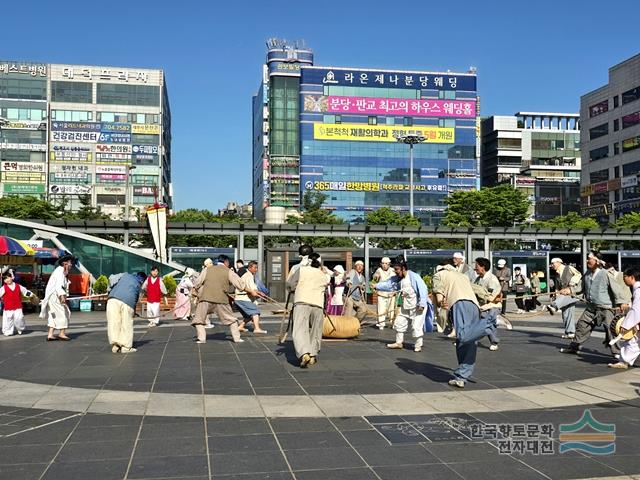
[0,236,35,256]
[33,248,70,265]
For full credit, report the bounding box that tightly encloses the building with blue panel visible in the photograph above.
[253,41,479,225]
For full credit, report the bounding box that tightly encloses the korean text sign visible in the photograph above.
[313,124,455,143]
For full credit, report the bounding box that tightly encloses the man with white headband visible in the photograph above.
[345,260,368,322]
[560,252,629,358]
[373,257,395,329]
[453,252,476,282]
[546,257,582,339]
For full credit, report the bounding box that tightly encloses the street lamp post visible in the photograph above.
[397,134,425,217]
[123,165,136,246]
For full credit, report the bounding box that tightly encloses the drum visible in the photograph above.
[323,315,360,339]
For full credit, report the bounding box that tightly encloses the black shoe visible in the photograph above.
[559,346,579,354]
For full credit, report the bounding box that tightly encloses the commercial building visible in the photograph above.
[480,112,581,221]
[580,53,640,223]
[0,60,172,218]
[253,40,479,225]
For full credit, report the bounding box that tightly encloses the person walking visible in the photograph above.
[432,258,489,388]
[376,257,432,352]
[287,253,330,367]
[344,260,368,323]
[474,257,507,351]
[493,259,511,315]
[191,254,245,344]
[512,267,528,314]
[608,266,640,369]
[174,268,196,321]
[0,271,34,336]
[372,257,395,330]
[527,271,543,312]
[560,253,630,359]
[546,258,582,339]
[236,261,268,334]
[141,266,167,327]
[41,255,74,342]
[106,272,147,353]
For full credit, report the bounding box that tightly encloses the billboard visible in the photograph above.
[96,165,127,174]
[302,67,476,91]
[51,121,101,132]
[313,123,454,143]
[1,162,45,173]
[51,131,99,143]
[49,185,91,195]
[131,124,161,135]
[304,95,476,118]
[4,184,45,194]
[304,180,449,193]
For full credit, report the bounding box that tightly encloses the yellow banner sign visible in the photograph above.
[313,123,454,143]
[131,124,161,135]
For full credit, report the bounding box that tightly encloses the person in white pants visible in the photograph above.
[609,267,640,369]
[373,257,395,330]
[0,272,34,336]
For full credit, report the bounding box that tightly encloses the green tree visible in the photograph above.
[365,207,420,249]
[92,275,109,295]
[443,184,529,227]
[534,212,599,229]
[612,212,640,230]
[0,196,65,219]
[167,208,238,248]
[64,195,111,220]
[288,192,355,247]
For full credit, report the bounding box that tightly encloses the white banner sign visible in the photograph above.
[53,172,89,180]
[96,165,127,174]
[622,175,638,188]
[51,131,99,143]
[20,240,43,249]
[96,144,132,154]
[1,162,46,172]
[0,143,46,151]
[49,184,92,195]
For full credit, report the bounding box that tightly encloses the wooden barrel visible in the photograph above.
[323,315,360,339]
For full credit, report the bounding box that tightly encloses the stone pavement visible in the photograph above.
[0,307,638,479]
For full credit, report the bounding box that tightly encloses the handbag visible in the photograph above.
[514,284,527,293]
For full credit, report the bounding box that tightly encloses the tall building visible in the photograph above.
[580,53,640,223]
[480,113,581,221]
[253,41,479,225]
[0,60,172,218]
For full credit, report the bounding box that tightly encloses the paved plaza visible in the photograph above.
[0,306,638,480]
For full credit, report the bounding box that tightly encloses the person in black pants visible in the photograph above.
[513,267,527,314]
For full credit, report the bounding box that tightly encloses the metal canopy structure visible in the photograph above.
[19,219,640,281]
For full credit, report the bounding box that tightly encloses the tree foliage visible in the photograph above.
[365,207,419,249]
[534,212,599,229]
[0,196,65,220]
[443,184,529,227]
[611,212,640,230]
[64,195,111,221]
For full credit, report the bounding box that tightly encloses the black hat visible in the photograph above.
[298,245,313,256]
[58,254,75,266]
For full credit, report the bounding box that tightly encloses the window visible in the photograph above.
[51,110,92,121]
[386,117,395,125]
[589,100,608,117]
[403,117,413,126]
[589,145,608,161]
[622,86,640,105]
[614,166,620,178]
[614,95,619,108]
[589,123,608,140]
[614,142,620,155]
[51,81,93,103]
[498,138,521,149]
[96,194,125,205]
[613,119,619,131]
[0,77,47,100]
[622,111,640,129]
[335,115,341,124]
[622,135,640,153]
[96,84,160,106]
[2,107,45,121]
[368,116,377,125]
[623,160,640,176]
[590,169,609,184]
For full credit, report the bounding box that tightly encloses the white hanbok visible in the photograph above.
[620,281,640,366]
[39,266,70,329]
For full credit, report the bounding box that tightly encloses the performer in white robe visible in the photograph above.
[609,267,640,369]
[40,255,73,341]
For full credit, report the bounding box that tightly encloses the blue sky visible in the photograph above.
[4,0,638,211]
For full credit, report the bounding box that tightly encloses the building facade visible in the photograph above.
[580,53,640,223]
[481,112,581,221]
[253,41,479,225]
[0,60,172,218]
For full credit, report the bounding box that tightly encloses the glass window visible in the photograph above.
[403,117,413,126]
[614,142,620,155]
[386,117,395,125]
[498,138,521,149]
[613,95,619,108]
[589,145,608,161]
[622,135,640,153]
[51,110,92,121]
[0,77,47,100]
[622,111,640,129]
[590,169,609,184]
[622,86,640,105]
[96,84,160,106]
[368,116,377,125]
[613,118,619,131]
[51,81,93,103]
[589,123,608,140]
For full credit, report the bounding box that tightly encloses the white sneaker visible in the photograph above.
[204,324,215,329]
[414,345,422,352]
[517,309,524,314]
[121,347,137,353]
[377,324,385,330]
[561,333,575,339]
[233,338,245,343]
[148,322,157,328]
[17,330,23,335]
[111,345,120,353]
[497,315,513,331]
[489,344,499,351]
[448,379,465,388]
[386,342,403,349]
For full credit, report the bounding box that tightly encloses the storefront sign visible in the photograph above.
[313,123,454,143]
[133,185,156,196]
[130,165,159,175]
[314,96,476,118]
[96,144,132,154]
[582,203,611,216]
[49,164,90,173]
[96,165,127,174]
[98,132,131,144]
[614,197,640,213]
[97,174,126,181]
[132,145,159,154]
[49,184,91,195]
[1,162,45,172]
[131,124,160,134]
[303,67,476,91]
[3,183,45,194]
[96,153,131,161]
[304,180,448,193]
[101,122,131,133]
[50,150,92,162]
[0,62,47,77]
[51,121,101,132]
[51,131,99,143]
[3,121,42,130]
[2,171,45,183]
[53,172,89,180]
[0,143,46,151]
[622,175,638,188]
[98,186,126,194]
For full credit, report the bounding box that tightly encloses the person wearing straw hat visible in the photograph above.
[373,257,395,330]
[546,257,582,339]
[608,266,640,369]
[560,252,630,358]
[287,253,330,367]
[41,254,74,341]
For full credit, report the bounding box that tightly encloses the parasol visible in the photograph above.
[0,236,35,256]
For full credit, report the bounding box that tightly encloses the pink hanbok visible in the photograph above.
[174,273,194,320]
